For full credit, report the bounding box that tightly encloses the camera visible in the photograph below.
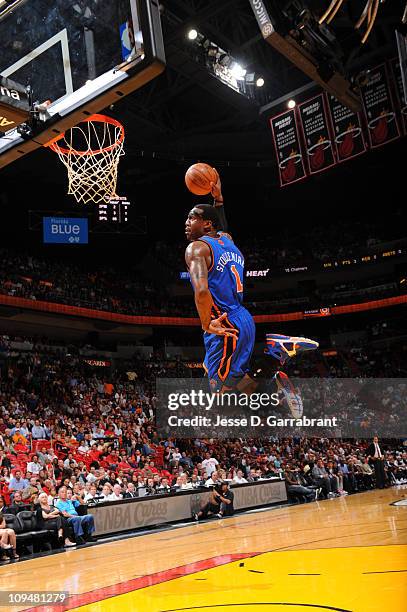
[214,481,229,494]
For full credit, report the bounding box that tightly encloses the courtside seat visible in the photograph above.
[3,512,35,555]
[16,511,53,552]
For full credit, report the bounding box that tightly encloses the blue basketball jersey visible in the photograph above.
[198,234,245,315]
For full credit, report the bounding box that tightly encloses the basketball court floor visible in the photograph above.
[2,487,406,612]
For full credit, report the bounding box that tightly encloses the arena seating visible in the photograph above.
[0,333,406,561]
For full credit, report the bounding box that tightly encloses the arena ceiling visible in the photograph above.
[110,0,404,162]
[0,0,404,222]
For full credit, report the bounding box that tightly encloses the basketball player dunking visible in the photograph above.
[185,169,318,416]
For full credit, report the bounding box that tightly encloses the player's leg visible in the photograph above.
[203,329,237,393]
[219,308,255,390]
[203,309,252,393]
[264,334,319,363]
[238,332,319,417]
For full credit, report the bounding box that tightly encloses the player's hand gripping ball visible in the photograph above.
[185,163,219,196]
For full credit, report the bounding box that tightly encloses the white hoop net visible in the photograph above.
[48,115,125,204]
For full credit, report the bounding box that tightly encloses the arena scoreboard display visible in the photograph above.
[97,197,131,225]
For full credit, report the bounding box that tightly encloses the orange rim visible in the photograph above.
[45,114,125,156]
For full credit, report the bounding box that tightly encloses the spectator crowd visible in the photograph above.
[0,333,405,560]
[0,210,405,321]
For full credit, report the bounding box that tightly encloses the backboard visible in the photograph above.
[0,0,165,168]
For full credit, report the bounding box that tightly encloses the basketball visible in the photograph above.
[185,163,218,195]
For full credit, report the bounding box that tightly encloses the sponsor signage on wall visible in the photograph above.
[89,480,287,536]
[43,217,88,244]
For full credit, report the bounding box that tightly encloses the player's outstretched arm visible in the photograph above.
[210,169,230,237]
[185,241,237,338]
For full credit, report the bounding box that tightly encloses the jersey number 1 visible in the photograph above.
[231,265,243,293]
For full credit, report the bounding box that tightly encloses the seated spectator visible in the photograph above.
[247,469,259,482]
[83,484,100,503]
[54,486,95,545]
[86,467,99,484]
[0,466,11,482]
[145,478,157,495]
[0,495,9,514]
[157,478,171,493]
[27,455,42,474]
[37,446,55,465]
[31,420,48,440]
[8,490,29,513]
[100,484,113,501]
[285,467,316,503]
[358,457,374,489]
[123,483,137,499]
[9,470,28,493]
[71,483,86,505]
[0,452,11,471]
[63,453,78,469]
[21,477,41,504]
[36,492,76,548]
[233,470,247,484]
[326,461,344,495]
[205,470,220,487]
[108,484,123,501]
[47,486,58,506]
[0,476,10,506]
[190,474,201,488]
[312,459,338,498]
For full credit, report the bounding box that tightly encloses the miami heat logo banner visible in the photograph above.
[326,93,366,162]
[389,58,407,135]
[361,63,400,148]
[270,109,307,187]
[298,94,336,175]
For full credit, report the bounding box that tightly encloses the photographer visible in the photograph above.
[193,482,234,521]
[215,482,234,518]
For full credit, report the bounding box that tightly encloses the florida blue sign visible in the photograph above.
[43,217,88,244]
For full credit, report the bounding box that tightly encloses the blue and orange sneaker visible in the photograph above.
[274,371,303,418]
[265,333,319,366]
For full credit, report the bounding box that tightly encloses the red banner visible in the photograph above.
[325,93,366,163]
[298,93,336,175]
[361,63,400,148]
[389,57,407,135]
[270,108,307,186]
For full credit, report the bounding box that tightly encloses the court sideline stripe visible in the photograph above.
[22,553,257,612]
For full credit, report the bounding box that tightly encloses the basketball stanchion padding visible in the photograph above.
[45,114,125,204]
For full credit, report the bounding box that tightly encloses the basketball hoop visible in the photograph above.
[46,114,125,204]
